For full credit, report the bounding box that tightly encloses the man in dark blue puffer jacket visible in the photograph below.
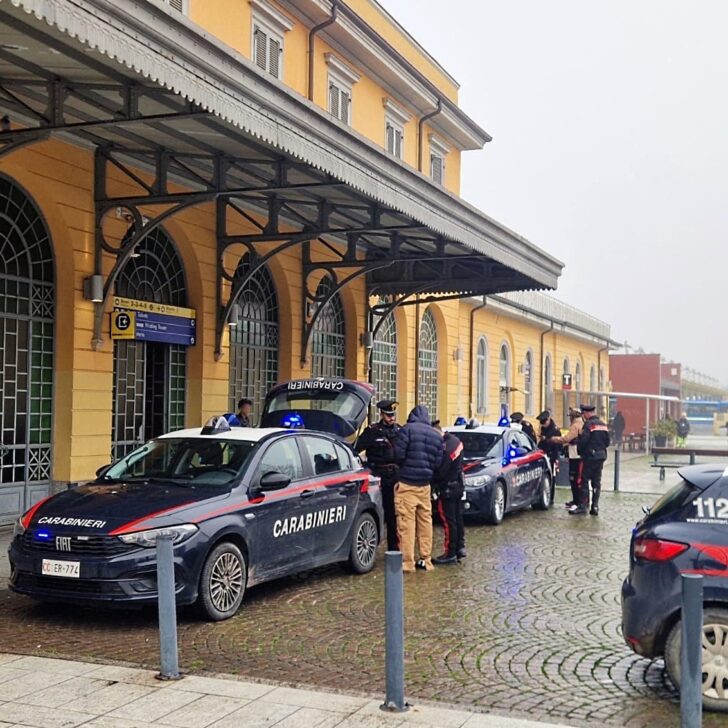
[393,405,444,572]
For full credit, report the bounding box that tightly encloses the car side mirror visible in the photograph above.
[259,471,291,491]
[95,464,112,479]
[512,446,528,458]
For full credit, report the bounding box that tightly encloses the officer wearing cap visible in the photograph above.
[575,403,611,515]
[536,410,561,481]
[355,399,401,550]
[550,407,584,512]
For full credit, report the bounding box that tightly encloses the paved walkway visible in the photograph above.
[0,654,572,728]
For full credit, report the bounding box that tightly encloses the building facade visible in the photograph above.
[0,0,609,524]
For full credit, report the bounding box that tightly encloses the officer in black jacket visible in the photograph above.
[574,403,611,516]
[355,399,401,550]
[431,421,465,565]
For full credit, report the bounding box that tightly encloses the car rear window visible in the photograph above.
[644,479,699,521]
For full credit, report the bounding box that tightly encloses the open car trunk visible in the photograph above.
[260,379,374,442]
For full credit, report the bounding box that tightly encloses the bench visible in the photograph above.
[650,447,728,481]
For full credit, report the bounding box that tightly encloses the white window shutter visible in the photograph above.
[329,83,339,120]
[340,90,350,124]
[395,130,403,159]
[431,155,443,184]
[269,37,281,78]
[254,27,267,70]
[385,123,394,154]
[168,0,184,11]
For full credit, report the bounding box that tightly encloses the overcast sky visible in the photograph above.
[381,0,728,386]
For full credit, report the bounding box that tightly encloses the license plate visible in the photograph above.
[41,559,80,578]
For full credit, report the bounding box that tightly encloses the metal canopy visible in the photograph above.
[0,0,563,362]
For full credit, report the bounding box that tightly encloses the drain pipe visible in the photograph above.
[308,1,339,101]
[417,99,442,172]
[540,322,554,412]
[468,296,487,418]
[414,295,421,406]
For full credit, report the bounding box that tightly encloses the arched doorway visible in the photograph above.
[311,276,345,378]
[417,308,438,419]
[372,298,398,401]
[228,254,279,420]
[112,227,188,460]
[0,176,55,521]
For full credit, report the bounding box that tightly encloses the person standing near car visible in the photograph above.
[511,411,537,443]
[431,421,466,565]
[393,405,444,572]
[355,399,401,551]
[550,407,584,511]
[575,403,610,516]
[536,410,561,479]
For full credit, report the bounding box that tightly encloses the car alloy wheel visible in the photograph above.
[198,542,247,621]
[665,607,728,712]
[349,513,378,573]
[533,473,552,511]
[486,482,506,525]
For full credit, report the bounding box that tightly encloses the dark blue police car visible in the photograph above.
[621,464,728,712]
[8,379,383,621]
[447,423,552,525]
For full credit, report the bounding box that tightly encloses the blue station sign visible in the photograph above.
[110,297,196,346]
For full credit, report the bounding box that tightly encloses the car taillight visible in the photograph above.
[633,537,689,562]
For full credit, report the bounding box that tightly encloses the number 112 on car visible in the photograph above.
[692,497,728,520]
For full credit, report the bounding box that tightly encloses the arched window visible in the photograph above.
[311,276,345,378]
[476,337,488,414]
[417,308,438,419]
[113,227,188,459]
[228,254,279,419]
[0,175,55,515]
[524,350,534,414]
[544,355,553,410]
[575,361,582,392]
[590,364,596,393]
[499,343,511,404]
[599,367,605,391]
[372,298,398,404]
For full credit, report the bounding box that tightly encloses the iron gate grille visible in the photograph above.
[0,177,54,521]
[112,227,187,460]
[417,308,438,420]
[229,255,279,420]
[372,303,397,404]
[311,276,345,379]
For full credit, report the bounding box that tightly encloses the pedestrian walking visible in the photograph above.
[355,399,401,551]
[392,405,444,572]
[612,411,626,448]
[574,403,610,516]
[550,407,584,511]
[430,421,466,565]
[676,412,690,447]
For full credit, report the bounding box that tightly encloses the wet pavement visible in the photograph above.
[1,445,727,727]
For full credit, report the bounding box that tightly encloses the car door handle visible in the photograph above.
[300,489,316,499]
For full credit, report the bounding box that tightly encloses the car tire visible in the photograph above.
[665,607,728,713]
[197,541,247,621]
[485,481,506,525]
[532,472,552,511]
[348,512,379,574]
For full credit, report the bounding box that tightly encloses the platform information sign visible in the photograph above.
[110,297,196,346]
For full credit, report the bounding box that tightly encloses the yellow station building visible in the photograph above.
[0,0,611,523]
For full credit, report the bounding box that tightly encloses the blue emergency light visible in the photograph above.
[282,412,305,429]
[454,416,467,426]
[497,403,510,428]
[35,530,51,540]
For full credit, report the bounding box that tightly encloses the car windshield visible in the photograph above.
[644,478,698,521]
[102,438,257,487]
[456,432,502,459]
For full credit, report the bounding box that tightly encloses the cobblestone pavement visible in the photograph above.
[1,490,725,728]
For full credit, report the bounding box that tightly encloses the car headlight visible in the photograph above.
[12,517,25,539]
[465,474,493,488]
[118,524,198,548]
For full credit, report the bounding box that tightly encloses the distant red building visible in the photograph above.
[609,353,682,435]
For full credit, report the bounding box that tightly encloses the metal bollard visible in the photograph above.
[155,534,182,680]
[680,574,703,728]
[381,551,408,712]
[613,447,620,492]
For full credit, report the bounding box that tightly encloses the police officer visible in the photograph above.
[575,403,611,515]
[536,410,561,480]
[431,421,465,565]
[510,411,537,443]
[355,399,401,550]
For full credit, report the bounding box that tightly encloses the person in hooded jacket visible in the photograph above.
[393,404,444,572]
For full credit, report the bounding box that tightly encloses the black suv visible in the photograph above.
[621,464,728,712]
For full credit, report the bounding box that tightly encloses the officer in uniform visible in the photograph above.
[431,421,466,565]
[536,410,562,481]
[355,399,401,551]
[575,403,611,515]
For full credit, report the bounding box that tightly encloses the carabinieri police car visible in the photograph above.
[8,379,382,621]
[447,423,553,525]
